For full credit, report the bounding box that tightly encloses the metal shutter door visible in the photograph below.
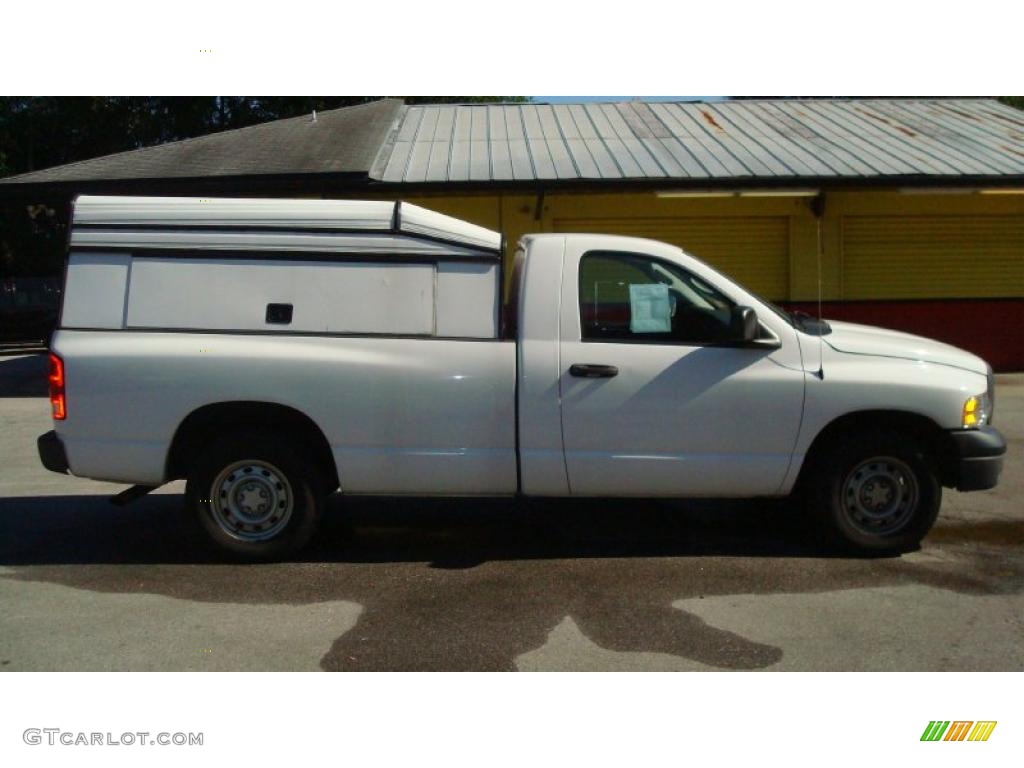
[553,216,790,300]
[842,215,1024,299]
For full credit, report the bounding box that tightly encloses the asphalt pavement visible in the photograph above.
[1,353,1021,671]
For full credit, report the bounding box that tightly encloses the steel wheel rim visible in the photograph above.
[209,459,294,542]
[840,456,919,536]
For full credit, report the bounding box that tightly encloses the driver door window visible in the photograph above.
[579,252,737,344]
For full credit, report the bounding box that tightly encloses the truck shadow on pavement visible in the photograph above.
[1,492,1022,670]
[0,353,48,397]
[0,492,868,566]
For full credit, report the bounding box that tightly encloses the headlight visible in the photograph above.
[963,392,992,429]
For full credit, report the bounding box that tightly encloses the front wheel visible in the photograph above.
[185,432,325,560]
[812,432,941,555]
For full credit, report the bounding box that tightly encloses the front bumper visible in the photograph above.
[946,426,1005,491]
[37,430,69,474]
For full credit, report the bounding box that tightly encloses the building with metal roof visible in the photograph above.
[374,99,1024,185]
[4,98,1023,193]
[1,98,1022,368]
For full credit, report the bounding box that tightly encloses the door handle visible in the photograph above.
[569,364,619,378]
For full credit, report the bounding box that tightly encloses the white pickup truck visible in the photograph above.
[38,196,1006,559]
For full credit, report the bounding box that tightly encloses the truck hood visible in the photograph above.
[822,320,988,375]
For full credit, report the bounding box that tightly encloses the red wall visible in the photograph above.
[781,299,1024,373]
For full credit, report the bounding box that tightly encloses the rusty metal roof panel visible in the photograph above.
[678,102,788,176]
[738,101,868,176]
[816,101,965,174]
[595,104,666,177]
[851,101,993,172]
[371,98,1024,185]
[770,101,918,175]
[653,103,752,177]
[702,103,835,176]
[883,101,1024,173]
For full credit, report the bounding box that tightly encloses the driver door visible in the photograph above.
[558,246,804,497]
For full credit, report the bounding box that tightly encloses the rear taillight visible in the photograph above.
[48,353,66,420]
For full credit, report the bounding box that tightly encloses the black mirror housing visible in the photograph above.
[730,305,759,342]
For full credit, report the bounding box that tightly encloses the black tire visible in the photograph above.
[810,431,941,555]
[185,431,325,561]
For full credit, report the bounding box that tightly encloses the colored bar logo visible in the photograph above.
[921,721,997,742]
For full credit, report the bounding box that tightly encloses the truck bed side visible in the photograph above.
[54,330,518,494]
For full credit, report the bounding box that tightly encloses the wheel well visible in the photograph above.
[795,410,956,490]
[166,402,339,490]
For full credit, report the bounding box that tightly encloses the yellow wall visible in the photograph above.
[345,189,1024,302]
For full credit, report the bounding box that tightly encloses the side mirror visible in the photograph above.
[730,305,759,343]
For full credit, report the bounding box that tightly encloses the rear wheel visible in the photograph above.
[185,432,325,560]
[811,432,941,554]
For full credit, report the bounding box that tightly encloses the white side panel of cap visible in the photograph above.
[61,252,130,328]
[126,258,435,335]
[435,262,499,338]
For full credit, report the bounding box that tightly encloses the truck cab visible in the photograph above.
[516,233,806,498]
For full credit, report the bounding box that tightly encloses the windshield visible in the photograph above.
[677,253,832,335]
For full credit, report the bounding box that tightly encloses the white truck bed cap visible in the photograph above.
[71,195,502,255]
